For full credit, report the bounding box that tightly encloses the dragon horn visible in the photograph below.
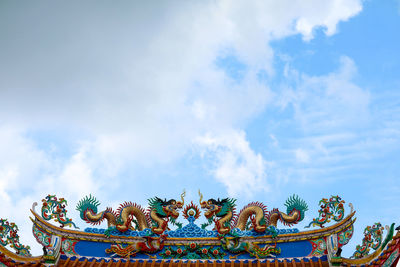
[198,190,203,204]
[176,190,186,208]
[199,190,207,208]
[180,190,186,205]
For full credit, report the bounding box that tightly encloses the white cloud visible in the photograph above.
[0,2,363,169]
[295,148,310,163]
[283,56,370,133]
[0,127,103,255]
[271,56,375,183]
[0,169,16,202]
[195,131,270,197]
[0,1,364,145]
[295,0,363,40]
[269,134,279,147]
[57,148,98,198]
[0,126,50,198]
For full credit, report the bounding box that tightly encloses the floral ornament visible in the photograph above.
[32,225,51,247]
[62,239,79,256]
[41,195,78,228]
[160,243,225,259]
[352,222,384,259]
[0,218,31,256]
[309,239,327,257]
[306,195,345,228]
[338,224,354,246]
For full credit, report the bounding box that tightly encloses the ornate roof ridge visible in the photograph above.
[30,204,356,243]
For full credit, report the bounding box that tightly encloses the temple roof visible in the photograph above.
[331,225,400,267]
[0,244,43,266]
[0,194,399,266]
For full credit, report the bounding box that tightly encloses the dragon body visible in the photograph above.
[352,222,384,259]
[106,235,167,258]
[232,202,268,232]
[200,198,236,235]
[220,236,280,258]
[148,197,183,234]
[199,192,307,235]
[77,193,185,235]
[41,195,77,228]
[306,195,345,228]
[0,219,31,256]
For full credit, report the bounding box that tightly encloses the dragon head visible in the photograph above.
[162,199,180,219]
[148,196,184,219]
[202,198,223,218]
[199,191,236,219]
[200,198,236,219]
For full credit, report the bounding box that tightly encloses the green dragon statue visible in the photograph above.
[76,192,185,235]
[199,196,236,234]
[351,222,385,259]
[0,218,31,256]
[199,191,307,235]
[41,194,78,228]
[306,195,345,228]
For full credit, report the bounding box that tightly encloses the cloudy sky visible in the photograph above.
[1,0,399,256]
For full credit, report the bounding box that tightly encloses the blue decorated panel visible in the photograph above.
[68,238,315,260]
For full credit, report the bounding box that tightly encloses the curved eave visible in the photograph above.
[332,227,400,266]
[31,208,356,244]
[337,248,384,266]
[0,244,43,264]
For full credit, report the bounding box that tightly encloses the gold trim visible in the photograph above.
[0,244,42,262]
[331,247,383,265]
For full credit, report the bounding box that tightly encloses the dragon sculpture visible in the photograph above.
[200,197,236,235]
[220,236,280,258]
[41,195,78,228]
[106,235,167,258]
[351,222,384,259]
[199,191,308,235]
[306,195,345,228]
[0,219,31,256]
[76,192,185,235]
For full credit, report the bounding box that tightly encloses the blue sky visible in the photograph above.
[0,0,399,257]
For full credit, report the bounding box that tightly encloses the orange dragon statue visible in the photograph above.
[76,192,185,236]
[105,234,168,258]
[199,191,308,235]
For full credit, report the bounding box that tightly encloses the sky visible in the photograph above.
[0,0,399,257]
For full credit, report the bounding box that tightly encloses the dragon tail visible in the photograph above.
[76,195,114,225]
[285,194,308,223]
[267,195,308,227]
